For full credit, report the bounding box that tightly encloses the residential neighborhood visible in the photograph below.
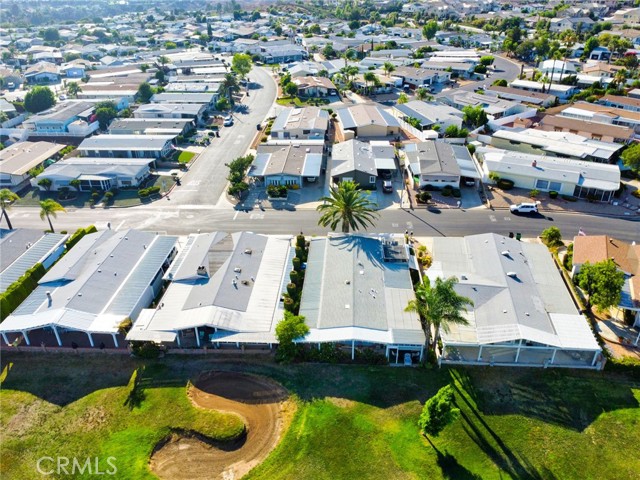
[0,0,639,479]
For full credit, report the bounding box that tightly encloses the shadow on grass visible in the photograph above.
[425,435,483,480]
[450,368,639,432]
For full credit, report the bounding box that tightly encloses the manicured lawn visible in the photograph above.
[177,150,196,164]
[2,353,639,480]
[276,96,330,107]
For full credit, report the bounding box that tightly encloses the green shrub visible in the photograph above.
[130,341,163,358]
[441,189,451,197]
[417,191,432,204]
[632,189,640,199]
[529,189,540,198]
[147,186,161,195]
[138,188,149,197]
[549,190,558,199]
[0,263,46,321]
[65,225,97,250]
[452,188,461,198]
[562,194,577,202]
[497,178,514,190]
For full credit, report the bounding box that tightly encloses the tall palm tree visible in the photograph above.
[405,276,473,352]
[316,181,378,233]
[39,199,66,233]
[0,188,19,230]
[363,71,376,94]
[383,61,395,77]
[220,72,240,104]
[405,281,435,349]
[430,276,473,350]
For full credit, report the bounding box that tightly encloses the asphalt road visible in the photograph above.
[7,202,638,243]
[169,66,277,205]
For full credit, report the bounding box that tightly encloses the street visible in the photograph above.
[6,201,638,242]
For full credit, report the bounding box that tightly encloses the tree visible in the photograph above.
[480,55,495,66]
[622,142,640,174]
[67,82,82,97]
[37,178,52,191]
[0,189,19,230]
[322,43,337,59]
[69,179,81,192]
[231,53,252,80]
[444,125,468,138]
[405,276,473,352]
[42,27,60,42]
[39,199,66,233]
[317,181,378,233]
[383,61,396,77]
[137,82,154,103]
[418,385,460,437]
[284,81,298,96]
[576,260,625,312]
[24,86,56,114]
[541,227,563,248]
[94,101,118,129]
[397,92,409,104]
[363,71,376,94]
[492,78,508,87]
[275,311,309,362]
[416,87,429,101]
[220,73,240,104]
[344,48,358,66]
[422,19,438,40]
[584,37,600,58]
[462,105,488,128]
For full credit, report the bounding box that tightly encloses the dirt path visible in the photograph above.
[150,372,290,480]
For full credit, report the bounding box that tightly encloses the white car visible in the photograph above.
[223,117,233,127]
[509,202,539,214]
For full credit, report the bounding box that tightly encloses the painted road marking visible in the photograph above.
[504,217,511,221]
[391,223,399,228]
[489,215,497,222]
[250,213,264,220]
[233,211,240,220]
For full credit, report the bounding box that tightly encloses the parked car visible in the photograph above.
[461,176,475,187]
[382,180,393,193]
[509,202,539,214]
[223,117,234,127]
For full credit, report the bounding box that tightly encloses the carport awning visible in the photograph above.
[375,157,397,170]
[456,159,481,179]
[126,329,177,342]
[301,153,322,177]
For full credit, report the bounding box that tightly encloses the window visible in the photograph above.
[369,176,376,184]
[535,179,549,190]
[549,181,561,191]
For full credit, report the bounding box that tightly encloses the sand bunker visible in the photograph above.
[150,371,289,480]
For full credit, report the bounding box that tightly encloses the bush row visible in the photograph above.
[0,263,46,322]
[66,225,98,250]
[138,186,161,198]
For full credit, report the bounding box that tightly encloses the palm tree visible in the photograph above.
[67,82,82,98]
[383,61,395,77]
[363,71,376,95]
[316,181,378,233]
[397,92,409,104]
[157,55,170,69]
[405,276,473,353]
[343,48,357,67]
[39,199,66,233]
[430,276,473,350]
[220,73,240,104]
[0,188,19,230]
[405,281,435,349]
[416,87,429,101]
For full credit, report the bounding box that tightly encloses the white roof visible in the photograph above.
[127,233,292,342]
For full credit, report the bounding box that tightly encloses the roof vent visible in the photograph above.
[501,250,510,256]
[506,271,517,278]
[345,280,351,285]
[460,275,467,280]
[234,266,242,273]
[244,248,252,254]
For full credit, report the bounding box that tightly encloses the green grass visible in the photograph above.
[1,354,639,480]
[276,96,330,107]
[177,150,196,164]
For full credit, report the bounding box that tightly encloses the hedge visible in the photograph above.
[0,263,46,321]
[497,178,514,190]
[138,186,161,197]
[66,225,97,250]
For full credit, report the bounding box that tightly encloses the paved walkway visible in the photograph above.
[487,181,640,218]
